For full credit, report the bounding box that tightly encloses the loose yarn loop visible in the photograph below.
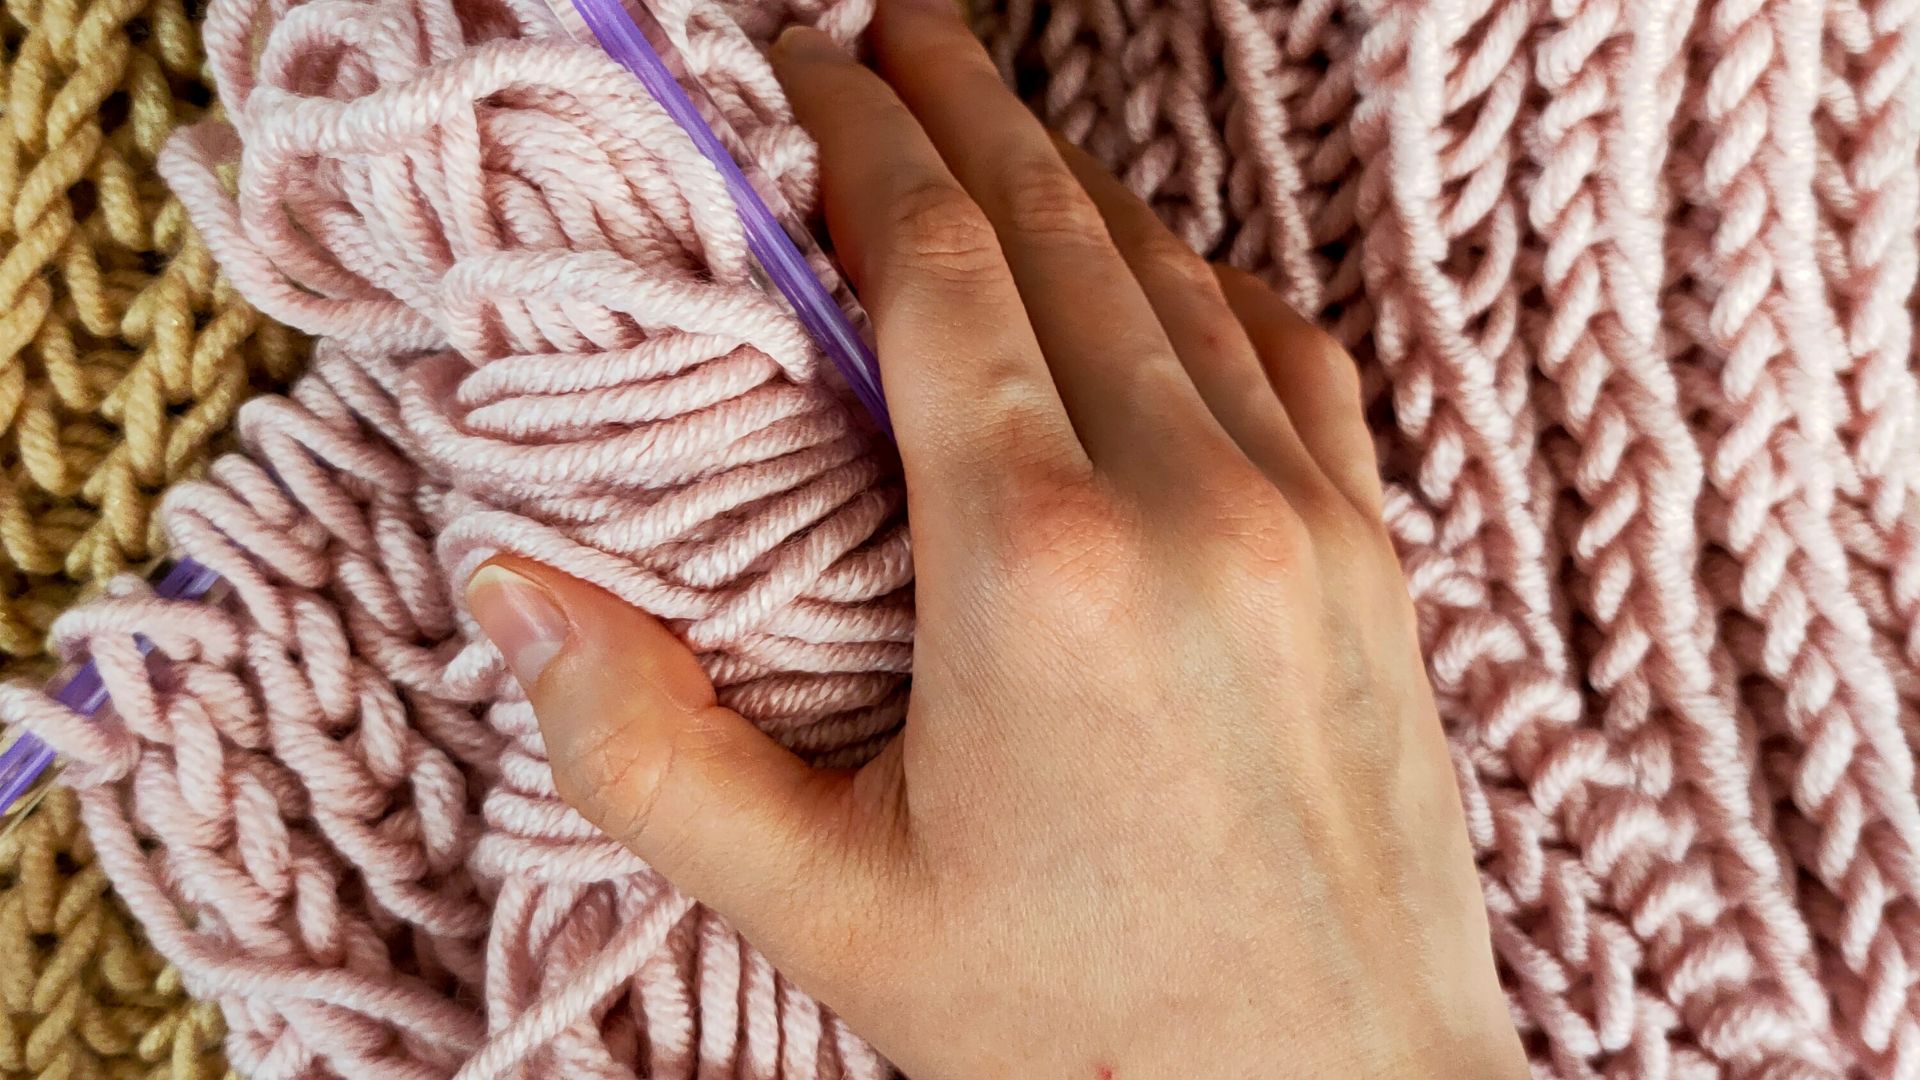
[5,0,1920,1075]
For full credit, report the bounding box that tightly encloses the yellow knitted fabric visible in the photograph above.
[0,789,228,1079]
[1,0,303,658]
[1,0,307,1073]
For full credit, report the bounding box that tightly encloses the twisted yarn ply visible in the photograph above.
[978,0,1920,1071]
[1,0,307,1072]
[14,0,907,1074]
[0,0,305,659]
[5,0,1920,1076]
[0,787,227,1079]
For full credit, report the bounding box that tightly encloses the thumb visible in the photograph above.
[465,556,887,942]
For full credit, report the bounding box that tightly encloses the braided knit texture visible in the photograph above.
[0,787,227,1079]
[0,0,304,657]
[5,0,1920,1074]
[1,0,307,1073]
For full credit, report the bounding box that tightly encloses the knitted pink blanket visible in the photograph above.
[6,0,1919,1074]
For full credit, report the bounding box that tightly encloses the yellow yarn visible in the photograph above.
[1,0,308,1072]
[2,0,303,659]
[0,789,228,1079]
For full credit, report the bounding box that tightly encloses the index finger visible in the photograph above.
[769,28,1088,505]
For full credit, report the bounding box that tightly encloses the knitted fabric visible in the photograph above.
[0,0,304,660]
[1,0,306,1073]
[4,0,1919,1076]
[0,787,227,1079]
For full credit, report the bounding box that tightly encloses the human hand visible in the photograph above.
[465,2,1526,1076]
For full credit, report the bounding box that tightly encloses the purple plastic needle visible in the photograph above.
[558,0,893,436]
[0,558,225,820]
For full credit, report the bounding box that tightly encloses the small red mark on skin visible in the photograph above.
[1095,1067,1114,1080]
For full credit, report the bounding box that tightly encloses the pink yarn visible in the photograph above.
[979,0,1920,1073]
[5,0,1920,1073]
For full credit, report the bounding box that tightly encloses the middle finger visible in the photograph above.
[867,0,1238,483]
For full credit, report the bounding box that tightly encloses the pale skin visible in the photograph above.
[464,0,1530,1075]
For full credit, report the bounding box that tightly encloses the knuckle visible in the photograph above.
[893,32,994,88]
[1238,287,1362,399]
[991,477,1142,613]
[1133,229,1214,291]
[997,469,1107,546]
[1172,466,1328,590]
[1316,336,1365,404]
[1296,481,1394,562]
[886,178,1004,284]
[922,379,1065,477]
[549,720,669,847]
[1211,484,1318,572]
[1291,323,1364,403]
[997,158,1109,246]
[548,708,723,864]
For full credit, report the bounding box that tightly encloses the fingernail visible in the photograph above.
[467,564,570,689]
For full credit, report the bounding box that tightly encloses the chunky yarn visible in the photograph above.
[0,787,226,1079]
[7,0,1920,1075]
[13,0,905,1075]
[1,0,308,1073]
[981,0,1920,1073]
[0,0,305,659]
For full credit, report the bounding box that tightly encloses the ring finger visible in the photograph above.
[867,0,1240,487]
